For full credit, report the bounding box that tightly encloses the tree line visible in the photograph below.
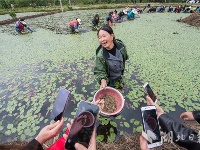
[0,0,184,9]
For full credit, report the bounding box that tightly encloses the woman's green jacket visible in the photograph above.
[94,39,128,84]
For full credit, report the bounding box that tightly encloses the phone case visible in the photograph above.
[143,82,157,103]
[50,88,70,121]
[140,106,162,148]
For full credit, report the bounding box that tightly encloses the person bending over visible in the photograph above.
[15,19,33,34]
[105,12,114,26]
[69,18,82,33]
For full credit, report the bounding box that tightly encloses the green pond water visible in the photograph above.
[0,9,200,144]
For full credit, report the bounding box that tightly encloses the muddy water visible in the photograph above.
[0,10,200,144]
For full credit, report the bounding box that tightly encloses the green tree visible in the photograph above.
[0,0,9,8]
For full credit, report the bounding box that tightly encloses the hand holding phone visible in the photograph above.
[143,82,157,103]
[50,88,70,121]
[65,100,99,150]
[140,105,162,148]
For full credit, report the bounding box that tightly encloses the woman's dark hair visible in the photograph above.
[97,25,114,36]
[108,11,113,16]
[94,14,99,18]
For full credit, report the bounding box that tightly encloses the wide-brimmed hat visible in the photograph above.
[77,18,82,25]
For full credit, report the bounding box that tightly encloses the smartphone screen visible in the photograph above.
[65,100,99,150]
[50,88,70,121]
[141,106,162,148]
[143,82,157,102]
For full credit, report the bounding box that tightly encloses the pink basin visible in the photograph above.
[93,87,125,116]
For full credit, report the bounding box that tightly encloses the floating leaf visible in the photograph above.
[124,122,130,128]
[120,130,124,135]
[71,112,76,116]
[130,118,135,124]
[135,126,143,132]
[0,126,4,130]
[134,120,140,126]
[108,132,116,142]
[110,121,117,128]
[96,135,104,142]
[115,115,122,120]
[7,124,13,129]
[5,130,11,135]
[11,128,17,133]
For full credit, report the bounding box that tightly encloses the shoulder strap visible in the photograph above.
[96,45,102,55]
[114,39,125,48]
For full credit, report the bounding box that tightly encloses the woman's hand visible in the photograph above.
[35,117,64,144]
[93,99,105,112]
[100,79,107,89]
[146,95,164,118]
[74,130,96,150]
[180,112,195,121]
[140,134,154,150]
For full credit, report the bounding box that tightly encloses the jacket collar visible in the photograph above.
[103,40,123,59]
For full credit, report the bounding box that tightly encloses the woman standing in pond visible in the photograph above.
[94,25,128,89]
[105,12,114,26]
[92,14,100,31]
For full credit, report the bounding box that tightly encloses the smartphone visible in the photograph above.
[50,88,70,121]
[143,82,157,103]
[65,100,99,150]
[141,106,162,148]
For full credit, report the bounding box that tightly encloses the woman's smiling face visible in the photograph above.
[98,30,114,50]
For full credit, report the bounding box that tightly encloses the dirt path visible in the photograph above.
[180,13,200,27]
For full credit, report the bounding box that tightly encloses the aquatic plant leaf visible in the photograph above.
[0,126,4,130]
[120,131,124,135]
[110,121,117,128]
[107,127,116,142]
[7,124,13,129]
[5,130,11,135]
[124,122,130,128]
[11,128,17,133]
[134,120,140,126]
[130,118,135,124]
[71,111,76,116]
[115,115,122,120]
[96,135,104,142]
[135,126,143,132]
